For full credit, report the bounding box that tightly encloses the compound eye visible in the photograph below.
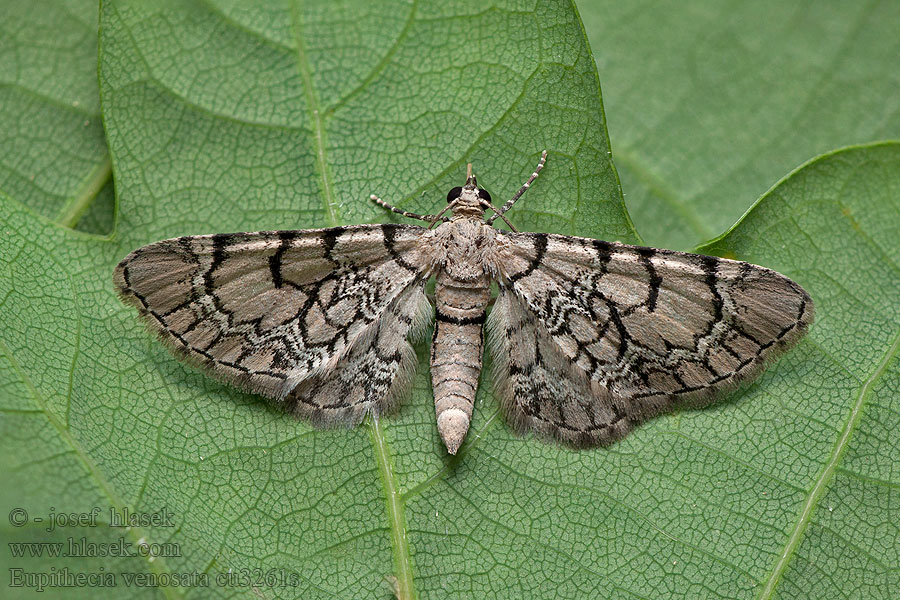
[447,186,463,202]
[478,188,492,202]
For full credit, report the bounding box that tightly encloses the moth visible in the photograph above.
[114,152,813,454]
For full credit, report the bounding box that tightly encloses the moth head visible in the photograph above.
[445,185,491,202]
[446,186,463,203]
[447,163,491,212]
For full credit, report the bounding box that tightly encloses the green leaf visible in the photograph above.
[579,0,900,250]
[699,143,900,598]
[1,2,898,600]
[0,0,113,233]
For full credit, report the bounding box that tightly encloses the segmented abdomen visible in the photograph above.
[431,270,490,454]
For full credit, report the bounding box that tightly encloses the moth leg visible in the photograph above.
[427,200,457,229]
[481,201,518,232]
[487,150,547,225]
[370,194,447,224]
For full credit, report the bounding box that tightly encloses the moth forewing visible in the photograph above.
[115,152,813,454]
[487,231,813,446]
[114,225,433,425]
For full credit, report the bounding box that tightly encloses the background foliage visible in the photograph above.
[1,1,897,598]
[581,0,900,250]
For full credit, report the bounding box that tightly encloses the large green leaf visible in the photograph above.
[0,0,114,233]
[1,2,898,599]
[579,0,900,250]
[697,145,900,598]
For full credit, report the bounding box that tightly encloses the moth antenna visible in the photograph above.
[487,150,547,225]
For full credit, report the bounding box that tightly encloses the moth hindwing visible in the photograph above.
[115,152,813,454]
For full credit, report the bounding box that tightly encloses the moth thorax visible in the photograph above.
[451,202,486,218]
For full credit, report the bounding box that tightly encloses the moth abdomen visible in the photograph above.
[430,271,491,454]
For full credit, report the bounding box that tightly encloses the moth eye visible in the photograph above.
[478,188,492,202]
[447,186,463,202]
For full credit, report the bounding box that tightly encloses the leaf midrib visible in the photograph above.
[57,156,113,228]
[370,416,415,600]
[757,327,900,598]
[286,2,415,596]
[0,335,184,600]
[290,0,339,226]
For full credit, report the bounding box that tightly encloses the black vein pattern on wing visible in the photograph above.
[115,224,429,408]
[490,231,813,445]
